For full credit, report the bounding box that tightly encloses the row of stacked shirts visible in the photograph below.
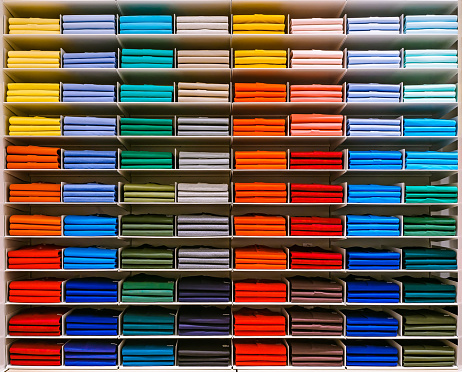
[7,115,457,137]
[6,274,457,304]
[7,49,457,69]
[7,182,457,204]
[7,243,457,271]
[5,145,458,170]
[7,14,457,35]
[6,213,457,237]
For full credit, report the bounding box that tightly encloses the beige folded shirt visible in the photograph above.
[178,50,230,57]
[177,23,228,30]
[178,89,229,97]
[178,97,229,102]
[177,16,228,23]
[176,29,228,34]
[178,56,229,63]
[178,64,229,68]
[178,82,229,91]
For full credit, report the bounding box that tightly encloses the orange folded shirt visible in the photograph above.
[234,118,285,126]
[236,159,286,165]
[291,91,342,97]
[6,146,60,155]
[10,191,60,197]
[235,83,286,92]
[9,215,61,225]
[234,215,286,224]
[234,97,286,102]
[9,183,61,191]
[234,131,285,136]
[10,224,61,231]
[235,197,286,202]
[235,126,285,131]
[7,155,59,163]
[10,230,62,236]
[235,183,286,191]
[235,151,286,159]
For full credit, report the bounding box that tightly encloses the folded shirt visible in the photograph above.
[120,117,173,136]
[233,14,285,34]
[235,182,287,202]
[177,50,230,68]
[119,15,172,34]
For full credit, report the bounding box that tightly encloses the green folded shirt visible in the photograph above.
[121,130,173,136]
[120,118,173,125]
[123,306,175,323]
[124,198,174,202]
[121,151,172,159]
[122,295,173,302]
[122,230,173,236]
[121,125,172,131]
[122,215,173,224]
[124,184,175,192]
[123,274,174,290]
[122,245,173,258]
[405,186,458,193]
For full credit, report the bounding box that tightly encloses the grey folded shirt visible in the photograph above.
[178,131,229,136]
[179,159,229,165]
[178,230,229,236]
[178,183,228,192]
[178,191,229,196]
[177,117,229,125]
[178,164,230,169]
[178,224,229,231]
[178,126,229,131]
[178,264,229,269]
[176,16,229,23]
[178,50,230,57]
[177,215,229,224]
[179,152,230,159]
[179,248,230,257]
[178,197,229,203]
[179,258,229,264]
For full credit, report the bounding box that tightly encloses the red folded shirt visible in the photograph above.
[291,151,343,158]
[291,184,343,191]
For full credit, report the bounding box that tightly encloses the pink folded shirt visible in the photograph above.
[291,50,343,59]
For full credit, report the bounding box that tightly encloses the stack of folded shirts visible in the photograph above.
[62,15,115,34]
[63,247,117,269]
[291,216,343,236]
[404,49,458,68]
[64,340,118,366]
[10,340,63,366]
[290,151,343,169]
[8,244,63,269]
[347,83,401,102]
[122,340,175,367]
[234,245,287,269]
[63,52,117,68]
[65,308,119,336]
[345,277,399,303]
[123,183,174,202]
[119,15,172,34]
[290,18,344,34]
[234,341,287,366]
[7,145,61,169]
[178,246,230,269]
[9,183,61,203]
[63,183,116,203]
[290,87,343,103]
[347,215,400,236]
[63,83,115,102]
[9,215,61,236]
[233,14,285,34]
[178,183,229,203]
[290,276,342,303]
[235,182,287,203]
[233,117,285,136]
[177,117,230,136]
[401,341,455,367]
[9,278,63,303]
[179,306,230,335]
[346,248,400,270]
[120,84,173,102]
[8,18,60,34]
[347,17,400,34]
[405,185,457,203]
[122,274,175,303]
[234,82,286,102]
[7,50,60,68]
[63,150,116,169]
[178,340,230,366]
[288,307,343,336]
[291,184,343,203]
[342,309,398,336]
[344,341,398,366]
[122,306,175,335]
[289,245,343,269]
[9,307,68,336]
[178,151,229,169]
[402,247,457,270]
[347,50,401,68]
[404,118,457,136]
[121,49,173,68]
[235,49,286,68]
[234,308,285,335]
[234,150,286,169]
[290,340,343,367]
[405,150,458,169]
[7,83,59,102]
[121,245,174,269]
[291,50,343,68]
[403,84,457,102]
[349,150,403,169]
[403,216,456,236]
[8,116,61,136]
[399,276,456,303]
[177,16,228,34]
[178,214,229,237]
[234,215,287,236]
[177,50,230,68]
[178,276,231,302]
[63,116,116,136]
[177,82,229,102]
[347,118,401,136]
[121,214,174,237]
[235,279,287,302]
[120,150,173,169]
[397,309,456,336]
[404,15,458,34]
[120,117,173,136]
[63,215,117,236]
[348,184,401,203]
[65,277,118,303]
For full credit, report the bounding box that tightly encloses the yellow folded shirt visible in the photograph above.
[233,31,285,34]
[9,30,60,34]
[235,64,286,68]
[10,24,60,31]
[8,90,60,96]
[235,50,287,57]
[8,51,61,58]
[8,83,60,90]
[233,14,285,24]
[233,24,285,31]
[7,64,60,68]
[9,131,61,136]
[7,97,60,102]
[8,58,59,64]
[9,18,60,25]
[9,116,61,125]
[9,125,61,132]
[235,57,287,65]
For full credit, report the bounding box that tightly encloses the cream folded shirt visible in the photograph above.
[178,82,229,91]
[291,18,343,25]
[178,50,229,57]
[291,50,344,59]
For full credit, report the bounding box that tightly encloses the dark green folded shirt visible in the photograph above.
[121,214,173,224]
[123,274,174,290]
[121,151,172,159]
